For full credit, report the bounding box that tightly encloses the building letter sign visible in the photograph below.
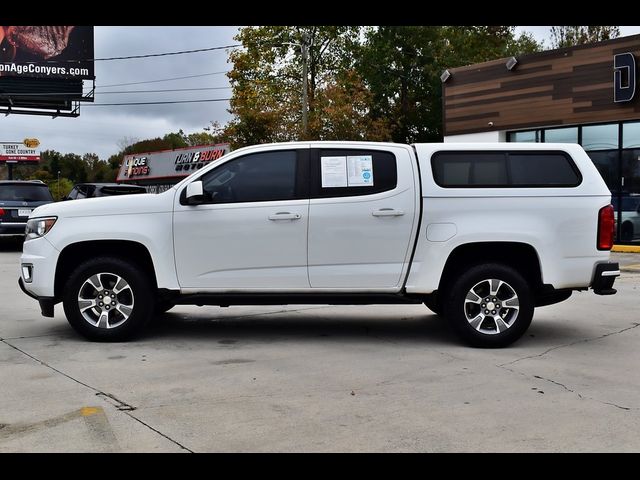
[614,52,636,103]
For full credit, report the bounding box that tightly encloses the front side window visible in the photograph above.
[198,150,299,204]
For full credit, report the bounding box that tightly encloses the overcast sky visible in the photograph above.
[1,26,240,159]
[2,26,640,160]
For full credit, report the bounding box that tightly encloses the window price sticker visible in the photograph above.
[347,155,373,186]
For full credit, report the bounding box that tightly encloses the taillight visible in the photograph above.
[0,208,4,216]
[598,204,615,250]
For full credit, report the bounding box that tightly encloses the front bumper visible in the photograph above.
[592,262,620,295]
[18,277,55,317]
[19,236,59,298]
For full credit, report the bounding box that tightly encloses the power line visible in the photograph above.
[96,71,230,88]
[0,45,241,65]
[0,86,232,96]
[94,44,241,61]
[84,98,231,106]
[95,86,231,94]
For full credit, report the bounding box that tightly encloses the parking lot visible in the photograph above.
[1,240,639,452]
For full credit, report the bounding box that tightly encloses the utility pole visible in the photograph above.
[301,33,309,140]
[7,161,16,180]
[57,170,61,200]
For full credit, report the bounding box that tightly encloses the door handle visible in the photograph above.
[268,212,302,221]
[372,208,405,217]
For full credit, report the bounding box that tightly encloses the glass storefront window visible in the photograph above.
[621,149,640,195]
[587,150,620,193]
[622,122,640,149]
[582,124,619,151]
[508,130,540,142]
[544,127,578,143]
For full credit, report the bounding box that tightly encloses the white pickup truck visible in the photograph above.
[18,142,619,347]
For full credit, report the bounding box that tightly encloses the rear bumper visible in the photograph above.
[592,262,620,295]
[0,222,26,236]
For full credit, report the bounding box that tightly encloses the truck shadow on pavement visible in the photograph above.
[138,308,580,348]
[145,311,460,346]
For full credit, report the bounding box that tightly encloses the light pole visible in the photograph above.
[57,170,60,200]
[280,34,310,140]
[300,33,309,139]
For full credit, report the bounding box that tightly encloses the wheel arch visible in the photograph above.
[54,240,158,300]
[439,242,544,294]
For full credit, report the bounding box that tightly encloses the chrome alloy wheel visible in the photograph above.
[77,272,135,329]
[463,278,519,335]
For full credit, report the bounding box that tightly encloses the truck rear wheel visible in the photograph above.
[62,256,155,341]
[443,263,534,348]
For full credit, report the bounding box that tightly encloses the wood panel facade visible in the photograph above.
[443,35,640,136]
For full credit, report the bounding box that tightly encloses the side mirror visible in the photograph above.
[185,181,205,205]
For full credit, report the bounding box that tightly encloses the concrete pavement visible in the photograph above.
[1,241,639,452]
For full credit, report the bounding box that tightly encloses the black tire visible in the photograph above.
[62,256,155,341]
[423,295,443,316]
[621,223,634,242]
[443,263,534,348]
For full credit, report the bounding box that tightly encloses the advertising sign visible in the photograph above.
[0,141,40,162]
[0,26,94,80]
[117,144,231,183]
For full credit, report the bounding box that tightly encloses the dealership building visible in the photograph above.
[116,143,230,193]
[442,34,640,244]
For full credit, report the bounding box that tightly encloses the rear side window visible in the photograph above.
[508,153,580,186]
[311,149,397,198]
[0,184,53,201]
[431,151,581,188]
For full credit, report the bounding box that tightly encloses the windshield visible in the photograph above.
[0,184,53,202]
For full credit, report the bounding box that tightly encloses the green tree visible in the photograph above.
[47,177,74,201]
[358,26,542,143]
[162,130,189,149]
[186,131,218,146]
[225,26,362,147]
[550,26,620,48]
[59,153,87,183]
[309,69,391,141]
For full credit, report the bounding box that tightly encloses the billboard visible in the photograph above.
[0,141,40,163]
[117,144,231,184]
[0,26,94,80]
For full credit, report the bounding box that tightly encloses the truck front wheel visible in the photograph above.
[62,256,155,341]
[443,263,534,348]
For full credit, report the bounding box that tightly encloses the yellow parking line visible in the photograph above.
[612,245,640,253]
[80,406,101,416]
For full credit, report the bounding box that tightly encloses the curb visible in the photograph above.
[612,245,640,253]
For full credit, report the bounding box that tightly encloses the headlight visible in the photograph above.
[25,217,57,241]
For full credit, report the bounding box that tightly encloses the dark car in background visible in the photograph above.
[64,183,147,200]
[0,181,54,238]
